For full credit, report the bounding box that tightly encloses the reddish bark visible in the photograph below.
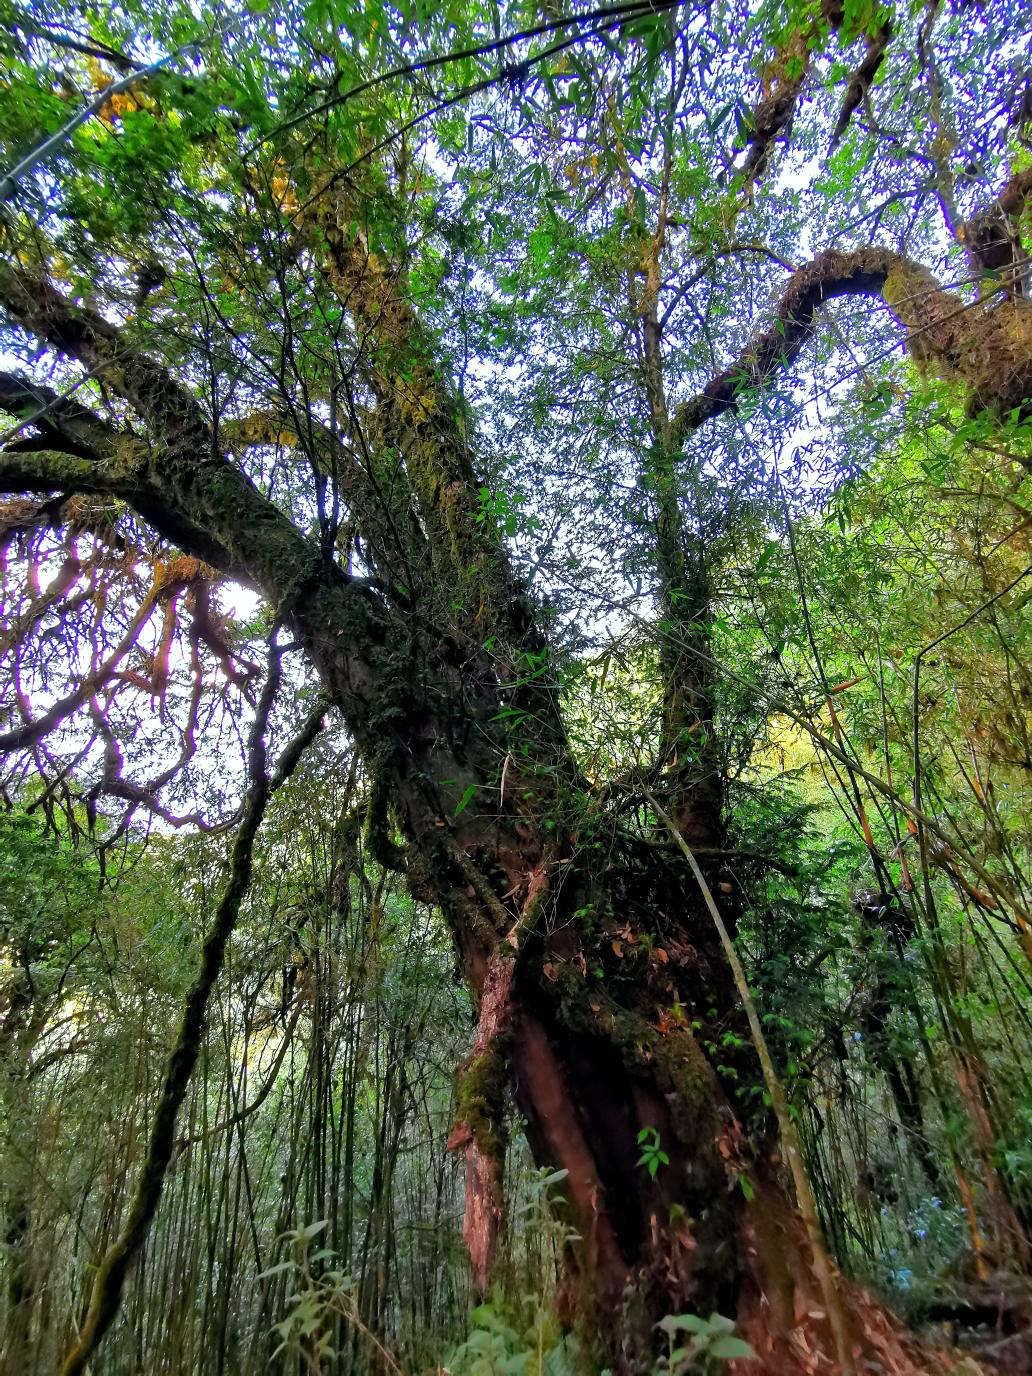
[432,824,972,1374]
[737,1172,937,1375]
[448,954,516,1288]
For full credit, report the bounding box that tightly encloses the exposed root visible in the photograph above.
[738,1171,974,1375]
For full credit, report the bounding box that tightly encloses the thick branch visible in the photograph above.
[315,207,548,644]
[0,448,135,499]
[0,443,243,576]
[0,268,391,727]
[672,246,1032,442]
[0,265,210,450]
[0,370,114,458]
[740,30,812,181]
[313,200,571,762]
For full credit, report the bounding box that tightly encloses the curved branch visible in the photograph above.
[671,246,1032,443]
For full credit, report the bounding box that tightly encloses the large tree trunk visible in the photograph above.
[438,820,938,1374]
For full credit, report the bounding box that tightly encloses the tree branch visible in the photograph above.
[0,265,394,748]
[0,264,210,449]
[0,447,137,499]
[961,167,1032,296]
[671,246,1032,443]
[737,2,893,181]
[0,369,114,457]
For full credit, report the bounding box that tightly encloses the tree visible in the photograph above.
[1,0,1030,1369]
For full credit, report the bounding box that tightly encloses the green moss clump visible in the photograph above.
[651,1024,721,1121]
[454,1050,507,1158]
[363,758,407,872]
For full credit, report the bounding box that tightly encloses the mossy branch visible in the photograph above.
[738,2,893,181]
[671,246,1032,445]
[0,448,139,502]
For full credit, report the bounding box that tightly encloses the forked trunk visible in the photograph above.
[442,830,945,1374]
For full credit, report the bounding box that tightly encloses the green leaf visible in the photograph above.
[257,1261,294,1280]
[657,1315,707,1335]
[707,1335,757,1360]
[538,1168,570,1186]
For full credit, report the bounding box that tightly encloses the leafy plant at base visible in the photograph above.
[261,1221,405,1375]
[446,1167,584,1376]
[445,1301,583,1376]
[654,1313,756,1374]
[636,1127,670,1179]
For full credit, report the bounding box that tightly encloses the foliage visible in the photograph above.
[446,1301,582,1376]
[636,1127,670,1180]
[654,1314,756,1374]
